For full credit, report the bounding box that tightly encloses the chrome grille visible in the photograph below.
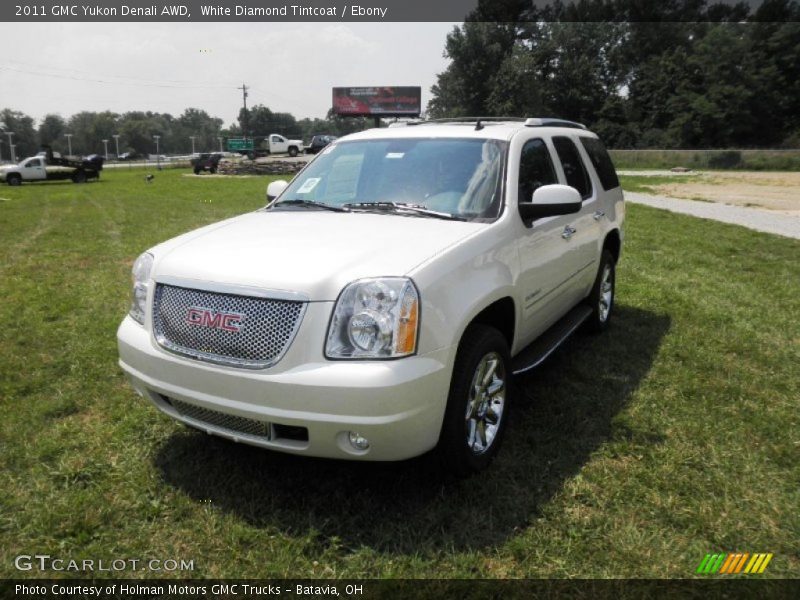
[170,398,272,440]
[153,283,305,369]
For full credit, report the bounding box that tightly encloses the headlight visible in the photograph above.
[129,252,154,325]
[326,277,419,359]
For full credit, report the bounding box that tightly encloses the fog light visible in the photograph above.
[348,431,370,450]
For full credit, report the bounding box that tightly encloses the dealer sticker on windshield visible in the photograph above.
[296,178,321,194]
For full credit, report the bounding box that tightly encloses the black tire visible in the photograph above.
[210,166,217,174]
[194,167,201,175]
[437,324,512,477]
[585,249,616,332]
[288,146,298,157]
[72,170,87,184]
[7,174,22,186]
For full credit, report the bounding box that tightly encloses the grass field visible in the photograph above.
[610,148,800,171]
[1,168,798,579]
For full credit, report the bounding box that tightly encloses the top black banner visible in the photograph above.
[0,1,779,23]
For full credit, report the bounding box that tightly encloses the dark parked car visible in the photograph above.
[191,153,224,174]
[305,135,338,155]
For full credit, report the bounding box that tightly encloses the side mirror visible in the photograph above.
[518,184,582,222]
[266,180,289,203]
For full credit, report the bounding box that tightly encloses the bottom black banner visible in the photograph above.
[3,579,800,600]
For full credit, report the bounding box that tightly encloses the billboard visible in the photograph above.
[332,87,422,117]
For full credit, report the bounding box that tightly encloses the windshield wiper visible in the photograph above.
[273,199,350,212]
[343,202,464,221]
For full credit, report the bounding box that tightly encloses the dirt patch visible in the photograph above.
[652,171,800,213]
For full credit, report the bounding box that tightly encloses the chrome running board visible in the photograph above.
[511,305,592,375]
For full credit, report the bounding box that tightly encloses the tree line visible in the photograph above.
[0,105,372,160]
[428,0,800,149]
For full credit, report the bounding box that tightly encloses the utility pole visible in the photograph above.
[189,135,196,154]
[153,135,161,169]
[238,83,249,142]
[6,132,15,163]
[217,136,223,152]
[102,139,109,159]
[64,133,73,157]
[112,134,120,158]
[0,138,4,163]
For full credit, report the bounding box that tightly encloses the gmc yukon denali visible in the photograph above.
[117,117,625,475]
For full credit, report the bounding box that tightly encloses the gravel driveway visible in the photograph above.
[625,192,800,240]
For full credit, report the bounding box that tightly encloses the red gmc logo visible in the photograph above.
[185,307,245,332]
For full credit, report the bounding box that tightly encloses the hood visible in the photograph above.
[152,210,484,300]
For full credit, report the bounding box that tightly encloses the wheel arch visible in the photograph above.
[463,296,516,352]
[603,228,622,263]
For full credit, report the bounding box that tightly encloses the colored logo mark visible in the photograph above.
[696,553,773,574]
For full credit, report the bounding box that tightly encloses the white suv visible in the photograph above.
[117,117,624,475]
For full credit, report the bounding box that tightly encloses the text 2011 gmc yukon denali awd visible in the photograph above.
[117,117,624,475]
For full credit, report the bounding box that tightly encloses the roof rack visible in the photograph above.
[408,117,525,126]
[524,117,586,130]
[407,117,587,130]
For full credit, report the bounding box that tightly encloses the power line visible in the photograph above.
[4,58,239,87]
[0,64,237,90]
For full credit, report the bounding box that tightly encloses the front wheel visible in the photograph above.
[585,249,616,332]
[437,324,511,477]
[288,146,298,157]
[72,170,87,184]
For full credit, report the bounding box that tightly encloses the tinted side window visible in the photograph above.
[517,138,558,203]
[553,136,592,199]
[580,137,620,190]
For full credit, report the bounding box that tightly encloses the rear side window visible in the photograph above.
[517,138,558,203]
[580,137,620,190]
[553,136,593,199]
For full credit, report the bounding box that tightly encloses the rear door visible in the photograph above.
[551,135,602,303]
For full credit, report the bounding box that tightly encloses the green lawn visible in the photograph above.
[617,174,695,195]
[1,169,798,579]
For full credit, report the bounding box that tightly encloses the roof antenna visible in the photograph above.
[475,119,484,131]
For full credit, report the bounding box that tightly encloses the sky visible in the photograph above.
[0,22,459,126]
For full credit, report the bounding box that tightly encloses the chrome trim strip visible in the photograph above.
[156,275,310,302]
[524,259,595,310]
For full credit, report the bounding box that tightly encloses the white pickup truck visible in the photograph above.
[266,134,304,157]
[1,150,103,185]
[117,117,624,476]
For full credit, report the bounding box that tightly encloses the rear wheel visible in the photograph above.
[72,170,87,184]
[210,166,217,174]
[194,166,201,175]
[437,324,511,477]
[7,174,22,186]
[288,146,298,157]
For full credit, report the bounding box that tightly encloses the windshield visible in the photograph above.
[274,138,507,220]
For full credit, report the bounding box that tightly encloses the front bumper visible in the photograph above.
[117,312,454,461]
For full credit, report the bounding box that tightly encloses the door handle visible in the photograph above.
[561,225,577,240]
[593,210,605,221]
